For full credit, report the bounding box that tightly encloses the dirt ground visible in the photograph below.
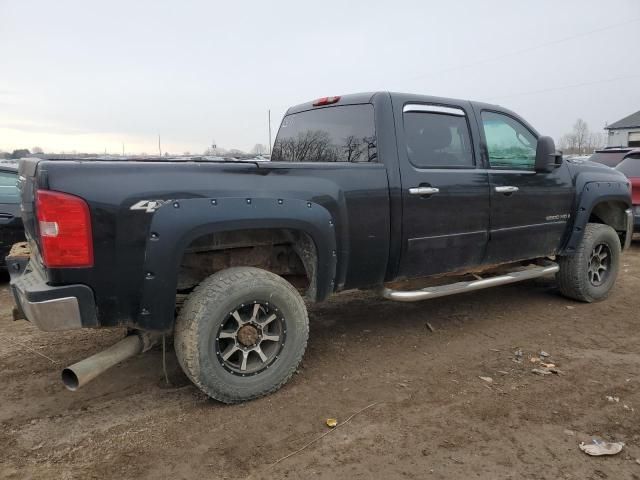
[1,244,640,480]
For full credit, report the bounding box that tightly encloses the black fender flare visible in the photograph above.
[560,180,631,254]
[135,196,337,331]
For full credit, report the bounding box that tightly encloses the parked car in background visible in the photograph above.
[589,147,640,168]
[0,163,25,268]
[615,153,640,232]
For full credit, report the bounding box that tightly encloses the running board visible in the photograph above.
[381,264,559,302]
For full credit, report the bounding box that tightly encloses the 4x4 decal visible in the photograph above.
[129,200,173,213]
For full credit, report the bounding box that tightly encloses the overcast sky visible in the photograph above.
[1,0,639,154]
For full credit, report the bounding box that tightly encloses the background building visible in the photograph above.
[606,110,640,147]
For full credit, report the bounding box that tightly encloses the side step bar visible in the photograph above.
[381,264,559,302]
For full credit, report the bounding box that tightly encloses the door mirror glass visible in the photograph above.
[535,136,562,173]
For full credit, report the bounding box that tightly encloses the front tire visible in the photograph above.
[174,267,309,403]
[557,223,621,302]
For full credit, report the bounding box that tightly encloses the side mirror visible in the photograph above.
[535,136,563,173]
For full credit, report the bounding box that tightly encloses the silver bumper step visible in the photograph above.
[381,264,559,302]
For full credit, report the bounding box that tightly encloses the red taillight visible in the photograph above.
[312,96,341,107]
[36,190,93,268]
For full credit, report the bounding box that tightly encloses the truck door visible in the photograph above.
[478,110,574,263]
[397,102,491,278]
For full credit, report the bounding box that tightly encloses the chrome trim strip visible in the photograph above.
[624,208,633,250]
[408,230,487,242]
[381,264,559,302]
[403,104,466,116]
[491,221,568,233]
[17,294,83,331]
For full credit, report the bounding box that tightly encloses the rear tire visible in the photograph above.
[174,267,309,403]
[557,223,621,302]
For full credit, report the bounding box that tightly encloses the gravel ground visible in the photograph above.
[1,243,639,479]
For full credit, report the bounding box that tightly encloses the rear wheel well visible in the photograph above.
[588,200,628,245]
[177,228,317,300]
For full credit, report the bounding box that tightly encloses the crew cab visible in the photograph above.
[8,92,634,403]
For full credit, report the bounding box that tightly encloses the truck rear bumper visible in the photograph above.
[8,255,97,332]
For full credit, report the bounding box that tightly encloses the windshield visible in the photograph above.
[589,152,628,168]
[0,170,19,204]
[616,155,640,177]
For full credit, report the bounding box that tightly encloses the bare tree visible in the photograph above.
[586,132,605,152]
[558,119,603,155]
[252,144,267,155]
[343,135,362,162]
[204,146,226,156]
[573,119,589,154]
[558,133,577,152]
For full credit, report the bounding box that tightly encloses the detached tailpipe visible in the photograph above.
[62,332,158,391]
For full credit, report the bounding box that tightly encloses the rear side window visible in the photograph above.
[616,155,640,177]
[0,170,19,204]
[481,111,537,170]
[272,104,376,163]
[403,109,474,168]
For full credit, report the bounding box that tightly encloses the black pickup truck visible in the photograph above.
[8,92,634,403]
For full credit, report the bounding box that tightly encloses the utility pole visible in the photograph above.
[158,135,162,157]
[268,109,272,155]
[122,143,125,156]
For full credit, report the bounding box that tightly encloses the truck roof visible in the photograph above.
[287,91,506,117]
[285,91,537,136]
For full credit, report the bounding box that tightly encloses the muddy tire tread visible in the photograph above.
[174,267,308,403]
[557,223,620,303]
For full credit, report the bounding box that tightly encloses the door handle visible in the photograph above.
[495,186,519,193]
[409,187,440,196]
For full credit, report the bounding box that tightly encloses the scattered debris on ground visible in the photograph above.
[514,348,523,363]
[579,440,624,456]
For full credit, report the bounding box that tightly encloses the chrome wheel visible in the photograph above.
[215,301,285,376]
[587,243,611,287]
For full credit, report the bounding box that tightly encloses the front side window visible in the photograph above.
[0,170,19,204]
[272,104,376,163]
[481,111,537,170]
[403,110,474,168]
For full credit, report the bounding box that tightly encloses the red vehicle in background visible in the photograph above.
[614,153,640,232]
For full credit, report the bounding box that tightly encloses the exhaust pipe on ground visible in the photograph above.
[62,332,158,391]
